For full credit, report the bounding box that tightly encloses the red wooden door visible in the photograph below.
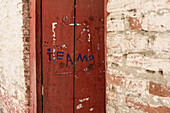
[42,0,105,113]
[75,0,105,113]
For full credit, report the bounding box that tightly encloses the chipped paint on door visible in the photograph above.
[42,0,105,112]
[75,0,105,112]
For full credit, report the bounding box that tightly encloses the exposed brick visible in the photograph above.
[107,74,147,93]
[126,97,170,113]
[149,82,170,97]
[107,74,124,87]
[129,17,142,30]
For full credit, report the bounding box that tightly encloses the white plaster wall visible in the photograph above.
[0,0,28,112]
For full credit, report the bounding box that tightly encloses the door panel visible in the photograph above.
[42,0,105,112]
[75,0,105,113]
[42,0,74,113]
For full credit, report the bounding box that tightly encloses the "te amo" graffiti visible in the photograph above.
[46,48,94,66]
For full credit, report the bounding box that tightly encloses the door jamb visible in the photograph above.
[30,0,42,112]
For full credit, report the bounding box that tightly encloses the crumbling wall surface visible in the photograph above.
[106,0,170,113]
[0,0,30,112]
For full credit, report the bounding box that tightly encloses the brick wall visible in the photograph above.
[0,0,30,112]
[106,0,170,113]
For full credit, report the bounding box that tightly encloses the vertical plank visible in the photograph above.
[75,0,106,113]
[36,0,42,112]
[42,0,74,112]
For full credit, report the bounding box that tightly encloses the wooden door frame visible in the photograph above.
[29,0,108,112]
[30,0,42,112]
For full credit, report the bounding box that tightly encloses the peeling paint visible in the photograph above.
[52,22,58,37]
[76,104,83,110]
[81,28,86,34]
[62,45,66,48]
[69,23,75,26]
[84,68,88,71]
[97,44,100,50]
[52,22,58,72]
[76,23,81,26]
[69,23,81,26]
[89,108,94,111]
[79,97,89,102]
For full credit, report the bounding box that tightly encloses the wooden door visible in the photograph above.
[42,0,105,113]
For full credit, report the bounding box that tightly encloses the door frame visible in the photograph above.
[29,0,108,112]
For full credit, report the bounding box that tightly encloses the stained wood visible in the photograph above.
[42,0,105,112]
[42,0,74,112]
[75,0,106,113]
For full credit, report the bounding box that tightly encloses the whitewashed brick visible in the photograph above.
[126,54,170,74]
[107,32,149,53]
[153,34,170,55]
[107,20,125,31]
[142,13,170,31]
[107,54,123,66]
